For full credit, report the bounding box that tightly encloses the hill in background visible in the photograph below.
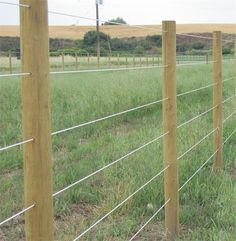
[0,24,235,39]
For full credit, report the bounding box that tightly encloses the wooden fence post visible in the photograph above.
[117,53,120,66]
[87,53,90,65]
[162,20,179,240]
[20,0,54,240]
[75,52,79,70]
[108,54,111,67]
[206,53,209,64]
[212,31,223,171]
[8,50,12,74]
[62,51,65,70]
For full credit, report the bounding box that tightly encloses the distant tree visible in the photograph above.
[83,31,110,45]
[222,48,231,55]
[146,35,162,46]
[103,17,127,25]
[192,42,205,50]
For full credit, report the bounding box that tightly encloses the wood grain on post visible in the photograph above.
[162,21,179,240]
[8,50,12,74]
[20,0,54,240]
[212,31,223,171]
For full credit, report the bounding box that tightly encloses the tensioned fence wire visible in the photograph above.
[53,132,168,197]
[71,165,170,241]
[127,126,236,239]
[0,204,35,227]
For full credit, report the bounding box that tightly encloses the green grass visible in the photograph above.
[0,60,235,241]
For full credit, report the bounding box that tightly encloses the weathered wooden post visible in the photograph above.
[20,0,54,240]
[62,51,65,70]
[162,20,179,240]
[212,31,223,171]
[75,52,79,70]
[8,50,13,74]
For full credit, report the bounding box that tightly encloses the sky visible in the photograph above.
[0,0,235,25]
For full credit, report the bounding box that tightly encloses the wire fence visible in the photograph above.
[0,1,236,241]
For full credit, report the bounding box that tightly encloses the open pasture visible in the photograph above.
[0,59,235,240]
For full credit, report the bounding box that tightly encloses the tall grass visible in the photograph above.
[0,61,235,240]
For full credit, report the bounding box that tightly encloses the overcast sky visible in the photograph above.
[0,0,236,25]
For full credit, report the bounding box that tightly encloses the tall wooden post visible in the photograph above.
[206,53,209,64]
[8,50,12,74]
[162,21,179,240]
[62,51,65,70]
[87,53,90,65]
[20,0,54,240]
[108,54,111,67]
[117,54,120,66]
[212,31,223,171]
[75,52,79,70]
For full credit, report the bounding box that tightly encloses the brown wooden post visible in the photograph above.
[8,50,12,74]
[87,53,90,65]
[152,56,155,66]
[62,51,65,70]
[75,52,78,70]
[206,53,209,64]
[20,0,54,240]
[117,54,120,66]
[97,55,100,68]
[108,54,111,67]
[162,21,179,240]
[212,31,223,171]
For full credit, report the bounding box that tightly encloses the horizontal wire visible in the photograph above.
[71,165,170,241]
[222,76,236,83]
[0,1,30,7]
[0,138,34,152]
[176,61,215,67]
[177,33,235,42]
[222,58,236,62]
[223,110,236,123]
[48,10,162,33]
[177,83,216,97]
[223,128,236,145]
[52,98,167,136]
[0,73,31,78]
[0,204,35,226]
[53,132,168,197]
[50,65,167,75]
[177,128,217,160]
[177,105,218,129]
[129,199,170,241]
[177,33,215,40]
[222,94,236,104]
[179,149,218,192]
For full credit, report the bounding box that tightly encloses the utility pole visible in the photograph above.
[96,0,101,65]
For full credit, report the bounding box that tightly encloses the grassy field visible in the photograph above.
[0,60,235,240]
[1,24,236,39]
